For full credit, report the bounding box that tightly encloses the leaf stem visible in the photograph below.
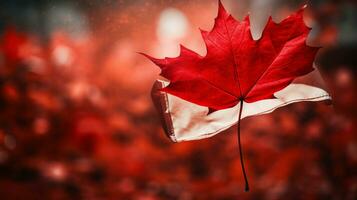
[238,99,249,192]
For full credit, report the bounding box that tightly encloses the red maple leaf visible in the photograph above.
[143,0,321,192]
[143,1,319,112]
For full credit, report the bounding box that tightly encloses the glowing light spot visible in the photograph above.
[52,45,73,67]
[336,68,352,87]
[43,163,68,181]
[157,8,188,42]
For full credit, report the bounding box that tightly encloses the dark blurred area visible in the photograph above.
[0,0,356,199]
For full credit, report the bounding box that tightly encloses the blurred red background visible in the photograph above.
[0,0,356,199]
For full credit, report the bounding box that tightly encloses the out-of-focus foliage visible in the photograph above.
[0,0,356,199]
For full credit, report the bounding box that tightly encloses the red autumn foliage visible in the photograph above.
[1,27,28,65]
[0,0,356,199]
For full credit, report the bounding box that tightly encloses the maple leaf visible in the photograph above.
[142,1,319,112]
[143,0,322,192]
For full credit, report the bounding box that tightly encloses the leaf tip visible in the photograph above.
[138,52,151,59]
[217,0,228,18]
[296,4,308,16]
[179,44,188,56]
[139,52,166,68]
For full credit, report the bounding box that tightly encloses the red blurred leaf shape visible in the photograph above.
[1,27,28,64]
[143,1,319,111]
